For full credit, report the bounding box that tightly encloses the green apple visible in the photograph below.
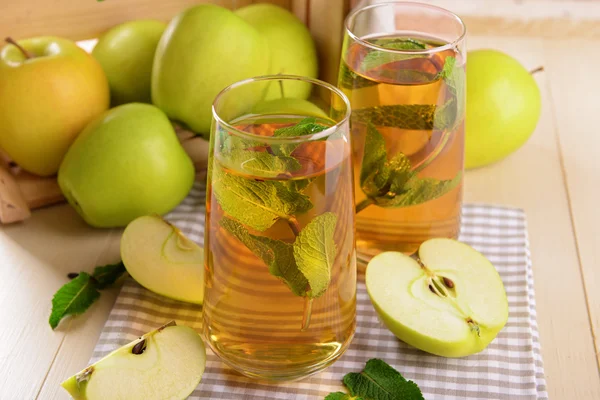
[366,238,508,357]
[121,215,204,304]
[61,322,206,400]
[152,4,270,137]
[466,50,541,169]
[58,103,194,228]
[0,37,109,176]
[235,3,318,100]
[252,97,328,118]
[93,20,166,105]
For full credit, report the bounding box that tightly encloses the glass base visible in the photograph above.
[205,330,355,382]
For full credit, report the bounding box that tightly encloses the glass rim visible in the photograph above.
[345,1,466,55]
[211,74,351,144]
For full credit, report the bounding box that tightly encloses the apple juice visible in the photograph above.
[339,34,465,257]
[203,116,356,381]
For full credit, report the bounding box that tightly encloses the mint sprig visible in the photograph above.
[325,359,424,400]
[49,262,126,329]
[213,118,339,329]
[357,122,461,213]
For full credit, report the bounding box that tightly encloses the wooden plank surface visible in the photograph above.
[544,39,600,370]
[463,35,600,400]
[0,0,291,41]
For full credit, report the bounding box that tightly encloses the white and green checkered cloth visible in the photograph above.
[91,182,548,399]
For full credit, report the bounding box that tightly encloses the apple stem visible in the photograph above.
[529,66,544,75]
[5,37,34,59]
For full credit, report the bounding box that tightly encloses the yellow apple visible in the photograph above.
[0,37,109,176]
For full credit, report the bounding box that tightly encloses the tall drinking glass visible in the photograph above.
[339,2,466,258]
[203,75,356,381]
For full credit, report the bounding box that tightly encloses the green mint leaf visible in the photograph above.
[273,118,328,138]
[376,171,463,208]
[352,104,437,131]
[360,38,427,74]
[437,56,466,128]
[227,149,301,178]
[213,167,312,231]
[272,118,329,157]
[92,262,126,290]
[220,217,309,296]
[325,393,363,400]
[341,359,424,400]
[293,212,337,298]
[49,272,100,329]
[284,178,313,193]
[338,62,377,90]
[359,123,461,208]
[359,123,390,198]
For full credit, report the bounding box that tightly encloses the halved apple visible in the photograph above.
[121,215,204,304]
[61,322,206,400]
[366,238,508,357]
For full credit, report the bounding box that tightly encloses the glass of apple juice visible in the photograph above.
[203,75,356,381]
[339,2,466,259]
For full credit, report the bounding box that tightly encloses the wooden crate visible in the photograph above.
[0,0,351,223]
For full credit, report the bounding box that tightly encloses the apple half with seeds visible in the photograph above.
[121,215,204,304]
[61,322,206,400]
[366,238,508,357]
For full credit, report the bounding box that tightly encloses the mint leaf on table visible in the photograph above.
[327,359,424,400]
[358,123,461,210]
[220,217,309,296]
[293,212,337,298]
[92,261,126,290]
[49,272,100,330]
[50,262,127,329]
[212,167,312,232]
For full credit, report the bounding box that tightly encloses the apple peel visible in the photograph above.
[366,238,508,357]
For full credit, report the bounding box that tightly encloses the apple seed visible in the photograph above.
[442,277,455,289]
[132,339,146,355]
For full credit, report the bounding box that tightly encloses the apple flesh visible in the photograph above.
[0,36,109,176]
[466,50,542,169]
[58,103,195,228]
[121,215,204,304]
[235,3,318,100]
[366,238,508,357]
[61,322,206,400]
[93,20,166,105]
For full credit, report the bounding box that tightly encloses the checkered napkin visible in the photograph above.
[91,181,548,399]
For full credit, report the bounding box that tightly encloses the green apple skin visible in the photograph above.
[366,239,508,358]
[121,215,204,304]
[152,4,270,137]
[58,103,194,228]
[235,4,318,100]
[0,37,109,176]
[93,20,166,105]
[61,324,206,400]
[466,50,541,169]
[252,98,328,118]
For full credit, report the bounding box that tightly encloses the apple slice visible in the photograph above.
[366,238,508,357]
[121,215,204,304]
[61,322,206,400]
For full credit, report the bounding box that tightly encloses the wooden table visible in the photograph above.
[1,33,599,399]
